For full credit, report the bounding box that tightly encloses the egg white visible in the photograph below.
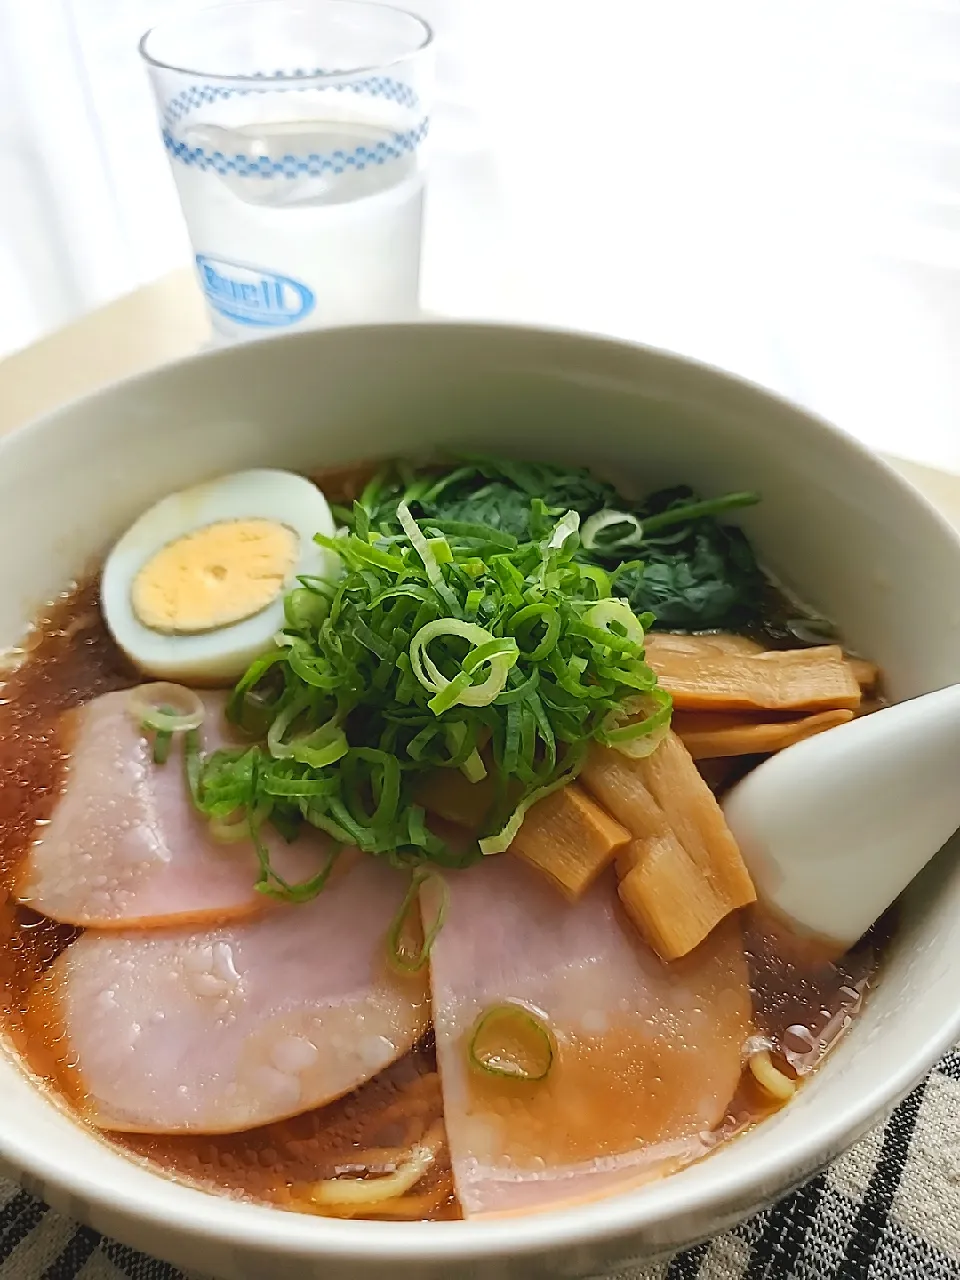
[102,469,337,685]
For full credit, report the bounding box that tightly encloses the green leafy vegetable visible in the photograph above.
[356,457,617,541]
[352,462,762,632]
[611,486,765,629]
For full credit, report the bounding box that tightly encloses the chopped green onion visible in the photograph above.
[259,843,341,905]
[290,724,349,770]
[460,748,487,783]
[581,509,645,553]
[209,810,257,843]
[183,728,203,809]
[582,598,647,647]
[640,490,760,533]
[410,619,519,710]
[478,750,586,855]
[599,688,673,757]
[152,728,173,765]
[128,683,205,733]
[284,586,330,633]
[467,1002,555,1081]
[266,694,311,758]
[225,649,289,732]
[446,722,487,782]
[426,536,453,565]
[507,603,561,662]
[266,696,347,768]
[546,509,580,550]
[385,869,449,975]
[397,500,443,587]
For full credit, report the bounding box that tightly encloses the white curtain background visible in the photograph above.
[2,0,960,469]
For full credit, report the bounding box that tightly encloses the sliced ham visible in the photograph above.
[18,689,326,927]
[425,857,751,1217]
[35,856,429,1133]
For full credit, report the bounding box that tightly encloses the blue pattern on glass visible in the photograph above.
[162,68,428,177]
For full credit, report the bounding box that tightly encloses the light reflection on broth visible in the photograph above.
[0,465,887,1223]
[465,1020,735,1168]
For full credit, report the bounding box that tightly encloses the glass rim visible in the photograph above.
[139,0,433,83]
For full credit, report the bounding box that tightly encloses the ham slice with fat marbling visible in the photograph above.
[425,857,751,1216]
[18,689,327,927]
[34,856,429,1133]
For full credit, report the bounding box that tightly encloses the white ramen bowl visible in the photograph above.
[0,322,959,1280]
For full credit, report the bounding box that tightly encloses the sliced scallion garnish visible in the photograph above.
[257,840,341,904]
[598,687,673,758]
[581,509,645,554]
[128,683,205,733]
[183,728,203,808]
[209,810,258,843]
[386,868,448,976]
[133,688,203,767]
[467,1002,555,1081]
[582,597,647,647]
[409,619,519,711]
[478,751,585,855]
[152,728,173,765]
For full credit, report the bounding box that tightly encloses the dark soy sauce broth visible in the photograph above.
[0,582,882,1219]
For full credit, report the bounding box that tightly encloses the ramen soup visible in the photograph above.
[0,458,884,1222]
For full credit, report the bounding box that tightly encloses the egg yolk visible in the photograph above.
[132,519,299,635]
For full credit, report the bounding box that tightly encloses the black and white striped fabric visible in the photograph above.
[4,1048,960,1280]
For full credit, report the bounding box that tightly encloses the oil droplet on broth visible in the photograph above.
[782,1024,820,1073]
[742,905,883,1084]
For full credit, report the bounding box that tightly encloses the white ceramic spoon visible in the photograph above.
[722,684,960,952]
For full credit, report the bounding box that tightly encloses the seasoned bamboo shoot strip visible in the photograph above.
[615,838,645,880]
[673,708,855,760]
[646,633,877,696]
[638,733,756,909]
[847,657,879,692]
[579,748,665,841]
[581,736,755,958]
[508,784,630,901]
[618,833,731,961]
[645,644,861,713]
[644,633,763,660]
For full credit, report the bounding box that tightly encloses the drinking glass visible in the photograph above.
[140,0,434,342]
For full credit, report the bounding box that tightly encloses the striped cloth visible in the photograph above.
[4,1048,960,1280]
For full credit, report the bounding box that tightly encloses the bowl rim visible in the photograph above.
[3,318,960,1263]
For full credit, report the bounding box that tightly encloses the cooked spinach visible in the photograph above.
[348,458,763,632]
[613,524,764,628]
[601,485,766,629]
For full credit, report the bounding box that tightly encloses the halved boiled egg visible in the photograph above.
[102,469,337,684]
